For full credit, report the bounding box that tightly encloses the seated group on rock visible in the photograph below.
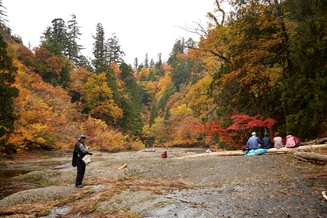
[247,131,301,150]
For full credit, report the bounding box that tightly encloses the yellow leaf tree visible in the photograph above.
[82,72,123,125]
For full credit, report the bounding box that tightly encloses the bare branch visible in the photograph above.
[215,0,225,26]
[176,21,208,39]
[207,12,220,27]
[208,0,226,27]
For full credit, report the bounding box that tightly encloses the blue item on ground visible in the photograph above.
[244,148,268,156]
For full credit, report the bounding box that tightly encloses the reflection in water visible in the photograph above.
[0,170,45,200]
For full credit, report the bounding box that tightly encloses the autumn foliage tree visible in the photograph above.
[192,0,327,142]
[5,58,143,153]
[192,114,277,150]
[75,72,123,126]
[0,34,19,153]
[167,104,199,146]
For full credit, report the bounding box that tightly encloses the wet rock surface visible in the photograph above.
[0,148,326,217]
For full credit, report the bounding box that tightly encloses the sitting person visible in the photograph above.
[247,132,262,149]
[261,133,272,149]
[285,131,300,148]
[161,151,167,158]
[273,132,284,149]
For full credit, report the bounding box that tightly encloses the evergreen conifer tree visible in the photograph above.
[92,23,108,73]
[106,33,125,64]
[41,18,67,56]
[67,14,83,66]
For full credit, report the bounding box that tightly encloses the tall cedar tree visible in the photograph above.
[116,63,143,137]
[66,14,83,66]
[106,33,125,65]
[40,18,77,87]
[92,23,108,73]
[91,24,123,122]
[0,0,7,28]
[42,18,67,56]
[167,39,192,91]
[144,53,149,68]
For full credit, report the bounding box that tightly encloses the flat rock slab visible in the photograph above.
[0,186,76,207]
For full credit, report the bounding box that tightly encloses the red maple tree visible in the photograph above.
[192,114,277,149]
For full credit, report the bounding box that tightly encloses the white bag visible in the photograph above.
[82,154,92,164]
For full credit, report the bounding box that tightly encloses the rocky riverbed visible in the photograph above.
[0,147,326,217]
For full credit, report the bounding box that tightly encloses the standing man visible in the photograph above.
[73,135,92,188]
[247,132,262,149]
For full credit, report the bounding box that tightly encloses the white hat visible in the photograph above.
[252,132,256,135]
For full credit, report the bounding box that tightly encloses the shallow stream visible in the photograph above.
[0,158,71,200]
[0,170,45,200]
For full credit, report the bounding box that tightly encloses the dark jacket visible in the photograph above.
[75,141,89,158]
[261,136,272,149]
[72,141,89,167]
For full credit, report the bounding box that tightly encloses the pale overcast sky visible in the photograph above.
[4,0,215,65]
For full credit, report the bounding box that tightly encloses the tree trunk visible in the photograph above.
[294,151,327,164]
[176,144,327,159]
[5,146,15,159]
[301,137,327,145]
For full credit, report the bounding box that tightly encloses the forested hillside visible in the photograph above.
[1,0,327,156]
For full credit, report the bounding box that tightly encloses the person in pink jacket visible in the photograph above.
[285,131,299,148]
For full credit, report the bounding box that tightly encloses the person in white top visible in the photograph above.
[273,132,283,149]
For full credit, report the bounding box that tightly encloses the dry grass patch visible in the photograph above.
[64,176,195,217]
[0,201,54,217]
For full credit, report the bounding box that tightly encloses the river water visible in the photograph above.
[0,158,72,200]
[0,170,46,200]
